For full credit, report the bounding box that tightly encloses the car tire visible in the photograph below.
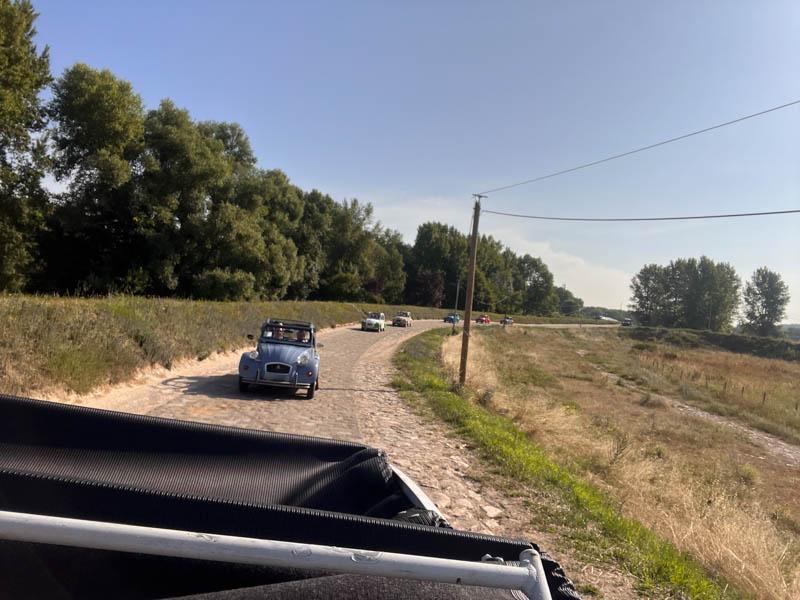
[238,377,248,393]
[306,381,316,399]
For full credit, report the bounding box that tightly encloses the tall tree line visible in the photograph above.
[0,1,578,312]
[630,258,790,337]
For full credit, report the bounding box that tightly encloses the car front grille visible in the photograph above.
[266,363,290,374]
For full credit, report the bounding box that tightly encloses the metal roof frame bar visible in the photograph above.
[0,509,552,600]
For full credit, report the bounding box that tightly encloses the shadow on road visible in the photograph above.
[161,374,309,403]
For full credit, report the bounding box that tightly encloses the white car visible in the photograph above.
[392,311,413,327]
[361,312,386,332]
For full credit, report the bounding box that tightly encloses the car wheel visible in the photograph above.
[306,381,316,399]
[238,377,248,393]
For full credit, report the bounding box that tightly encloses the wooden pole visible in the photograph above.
[459,197,483,386]
[452,278,460,335]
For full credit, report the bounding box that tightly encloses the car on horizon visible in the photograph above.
[443,312,460,324]
[392,311,413,327]
[500,316,514,326]
[621,318,633,326]
[476,314,491,324]
[362,311,386,332]
[238,318,321,398]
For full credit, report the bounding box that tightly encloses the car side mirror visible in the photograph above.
[247,334,254,341]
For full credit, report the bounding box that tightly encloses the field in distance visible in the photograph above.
[443,326,800,600]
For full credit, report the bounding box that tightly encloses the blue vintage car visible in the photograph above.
[238,318,321,398]
[443,312,460,323]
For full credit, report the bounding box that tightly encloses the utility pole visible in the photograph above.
[452,278,460,335]
[459,195,483,386]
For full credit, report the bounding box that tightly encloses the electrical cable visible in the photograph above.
[481,208,800,222]
[477,100,800,195]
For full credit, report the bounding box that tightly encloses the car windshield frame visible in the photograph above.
[259,325,313,346]
[367,312,382,319]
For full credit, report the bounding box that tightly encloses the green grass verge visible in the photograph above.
[392,328,747,600]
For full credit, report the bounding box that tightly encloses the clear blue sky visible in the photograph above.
[34,1,800,320]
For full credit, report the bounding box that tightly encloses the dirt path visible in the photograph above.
[599,370,800,469]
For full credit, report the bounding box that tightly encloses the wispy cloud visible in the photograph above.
[372,197,633,309]
[489,227,633,308]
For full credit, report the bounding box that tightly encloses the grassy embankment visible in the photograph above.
[0,295,435,395]
[392,327,744,599]
[0,295,594,396]
[398,325,800,599]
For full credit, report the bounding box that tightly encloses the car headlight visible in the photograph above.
[296,351,310,366]
[248,351,258,360]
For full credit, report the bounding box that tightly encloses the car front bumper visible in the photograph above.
[241,378,312,389]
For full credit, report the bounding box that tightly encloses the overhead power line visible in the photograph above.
[482,208,800,222]
[477,100,800,195]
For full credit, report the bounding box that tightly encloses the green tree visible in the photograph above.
[519,254,556,315]
[140,99,229,294]
[693,258,740,331]
[407,268,446,307]
[630,264,667,326]
[555,285,583,316]
[287,189,336,299]
[742,267,790,337]
[631,258,740,331]
[0,0,51,291]
[49,63,145,187]
[44,62,146,292]
[317,199,376,300]
[368,229,407,303]
[408,222,468,307]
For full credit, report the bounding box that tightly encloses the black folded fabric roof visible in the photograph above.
[0,394,547,599]
[0,393,399,516]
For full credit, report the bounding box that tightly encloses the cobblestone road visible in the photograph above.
[74,320,444,440]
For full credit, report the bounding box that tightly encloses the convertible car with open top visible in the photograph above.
[0,394,580,599]
[238,318,320,398]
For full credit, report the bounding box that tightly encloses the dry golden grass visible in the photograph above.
[448,327,800,600]
[634,346,800,443]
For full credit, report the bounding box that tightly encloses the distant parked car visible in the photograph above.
[443,312,460,324]
[476,314,491,324]
[362,311,386,332]
[392,311,413,327]
[500,316,514,326]
[621,318,632,326]
[238,318,320,398]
